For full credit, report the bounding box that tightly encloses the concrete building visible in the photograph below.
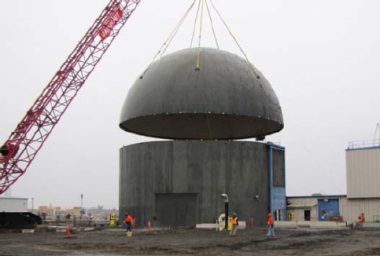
[119,48,285,227]
[36,206,66,221]
[119,140,286,227]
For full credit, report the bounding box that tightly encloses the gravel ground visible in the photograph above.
[1,226,380,255]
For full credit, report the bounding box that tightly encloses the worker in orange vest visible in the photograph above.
[356,213,365,229]
[124,213,135,234]
[358,213,366,222]
[229,212,239,236]
[266,212,275,238]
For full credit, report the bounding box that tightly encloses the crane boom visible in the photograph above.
[0,0,141,195]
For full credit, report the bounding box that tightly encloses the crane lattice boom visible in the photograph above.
[0,0,141,195]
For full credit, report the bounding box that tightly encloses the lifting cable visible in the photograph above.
[140,0,196,78]
[194,0,220,71]
[206,0,281,124]
[190,0,202,48]
[205,0,220,49]
[190,1,219,51]
[207,0,283,114]
[195,0,205,71]
[141,0,260,81]
[210,0,260,79]
[160,0,195,58]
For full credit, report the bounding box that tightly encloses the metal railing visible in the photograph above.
[347,139,380,150]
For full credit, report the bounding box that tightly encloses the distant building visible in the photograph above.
[28,205,117,223]
[342,140,380,223]
[287,139,380,223]
[287,195,345,222]
[37,206,63,220]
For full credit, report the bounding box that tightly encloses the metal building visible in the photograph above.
[346,145,380,198]
[341,141,380,223]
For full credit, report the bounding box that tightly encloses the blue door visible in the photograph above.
[318,199,339,221]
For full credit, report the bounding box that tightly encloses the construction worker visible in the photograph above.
[124,213,134,234]
[266,212,275,238]
[356,213,366,229]
[358,213,366,222]
[229,212,239,236]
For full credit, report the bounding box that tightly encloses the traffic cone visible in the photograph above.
[148,221,151,233]
[66,223,71,238]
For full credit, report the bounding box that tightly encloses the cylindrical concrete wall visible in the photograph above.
[119,140,271,227]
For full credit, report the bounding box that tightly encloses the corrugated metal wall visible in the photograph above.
[340,197,380,223]
[346,147,380,198]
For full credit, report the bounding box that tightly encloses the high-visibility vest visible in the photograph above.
[267,215,274,226]
[124,215,134,224]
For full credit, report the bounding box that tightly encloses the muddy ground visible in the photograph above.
[1,226,380,256]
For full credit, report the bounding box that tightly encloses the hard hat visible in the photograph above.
[232,212,237,216]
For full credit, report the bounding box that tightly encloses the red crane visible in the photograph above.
[0,0,141,195]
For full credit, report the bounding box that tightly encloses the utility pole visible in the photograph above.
[80,194,83,219]
[221,193,229,230]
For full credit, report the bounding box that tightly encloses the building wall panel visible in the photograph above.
[340,197,380,223]
[287,198,318,221]
[346,147,380,198]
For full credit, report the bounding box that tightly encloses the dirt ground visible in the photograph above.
[1,226,380,256]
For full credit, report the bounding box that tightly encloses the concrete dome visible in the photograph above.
[120,47,283,140]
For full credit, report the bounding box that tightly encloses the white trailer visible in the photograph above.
[0,197,28,212]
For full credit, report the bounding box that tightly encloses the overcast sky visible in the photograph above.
[1,0,379,209]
